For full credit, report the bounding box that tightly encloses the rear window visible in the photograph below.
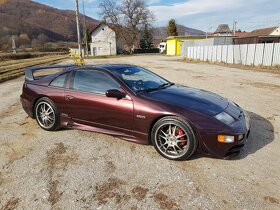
[50,73,67,88]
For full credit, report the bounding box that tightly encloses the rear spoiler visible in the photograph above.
[25,65,75,81]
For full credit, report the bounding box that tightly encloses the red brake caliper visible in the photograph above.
[178,128,186,146]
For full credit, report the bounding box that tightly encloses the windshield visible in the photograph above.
[110,66,172,93]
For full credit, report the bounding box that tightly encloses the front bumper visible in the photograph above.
[199,110,251,158]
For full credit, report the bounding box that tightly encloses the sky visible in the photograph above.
[34,0,280,32]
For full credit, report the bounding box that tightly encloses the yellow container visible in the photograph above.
[166,36,205,56]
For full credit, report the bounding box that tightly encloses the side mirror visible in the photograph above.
[106,89,126,99]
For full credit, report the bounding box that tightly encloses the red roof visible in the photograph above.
[244,27,277,37]
[234,32,248,37]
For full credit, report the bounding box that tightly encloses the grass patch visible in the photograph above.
[0,55,68,83]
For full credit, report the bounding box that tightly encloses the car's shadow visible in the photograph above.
[226,111,274,160]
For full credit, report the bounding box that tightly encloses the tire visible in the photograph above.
[34,97,60,131]
[151,116,197,160]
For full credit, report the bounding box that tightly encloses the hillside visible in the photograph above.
[0,0,205,51]
[0,0,99,50]
[153,25,205,43]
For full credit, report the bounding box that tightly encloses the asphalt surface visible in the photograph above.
[0,55,280,210]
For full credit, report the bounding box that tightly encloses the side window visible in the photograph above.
[50,73,67,88]
[72,70,120,95]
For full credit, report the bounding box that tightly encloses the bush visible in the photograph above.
[133,48,159,54]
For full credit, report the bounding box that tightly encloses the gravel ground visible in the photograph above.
[0,55,280,210]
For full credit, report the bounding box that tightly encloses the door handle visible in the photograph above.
[66,95,74,100]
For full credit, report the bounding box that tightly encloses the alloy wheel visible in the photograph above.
[155,122,190,159]
[35,102,55,129]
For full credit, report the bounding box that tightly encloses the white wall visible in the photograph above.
[270,27,280,36]
[182,43,280,66]
[90,24,117,56]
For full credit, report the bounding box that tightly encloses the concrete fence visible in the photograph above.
[181,43,280,66]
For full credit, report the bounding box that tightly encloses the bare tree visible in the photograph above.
[99,0,155,53]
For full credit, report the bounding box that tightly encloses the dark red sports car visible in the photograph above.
[20,64,250,160]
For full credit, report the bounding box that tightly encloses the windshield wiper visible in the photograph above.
[158,82,175,89]
[143,82,175,93]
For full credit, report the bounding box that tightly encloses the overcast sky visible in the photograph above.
[34,0,280,32]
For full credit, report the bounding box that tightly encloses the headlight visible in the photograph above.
[214,112,235,125]
[243,110,250,129]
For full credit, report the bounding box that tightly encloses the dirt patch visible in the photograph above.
[246,81,280,91]
[263,196,280,204]
[46,142,79,206]
[107,161,117,173]
[46,142,77,171]
[48,180,63,206]
[0,101,21,119]
[0,197,20,210]
[94,177,130,205]
[153,192,179,210]
[2,142,34,169]
[131,186,149,201]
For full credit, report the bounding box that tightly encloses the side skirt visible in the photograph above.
[60,114,148,145]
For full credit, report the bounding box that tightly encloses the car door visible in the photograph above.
[64,69,134,131]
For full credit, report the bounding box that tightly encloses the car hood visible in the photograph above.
[143,85,229,116]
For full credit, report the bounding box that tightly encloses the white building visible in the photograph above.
[90,23,117,56]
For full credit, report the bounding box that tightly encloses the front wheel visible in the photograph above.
[151,116,197,160]
[34,97,59,131]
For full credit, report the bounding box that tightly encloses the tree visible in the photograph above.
[139,25,153,49]
[82,27,92,52]
[167,19,178,36]
[99,0,155,53]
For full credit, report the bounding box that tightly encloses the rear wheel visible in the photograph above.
[34,97,59,131]
[151,116,197,160]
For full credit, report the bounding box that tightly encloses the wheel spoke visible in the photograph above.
[46,110,54,115]
[47,117,54,122]
[175,144,183,151]
[177,139,188,143]
[43,117,47,126]
[160,142,168,149]
[176,134,186,139]
[172,125,177,135]
[48,116,54,120]
[168,124,172,135]
[172,146,179,154]
[160,130,168,137]
[159,135,167,140]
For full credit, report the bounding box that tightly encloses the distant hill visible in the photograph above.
[0,0,204,51]
[0,0,99,50]
[153,24,205,43]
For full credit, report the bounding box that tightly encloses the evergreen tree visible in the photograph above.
[167,19,178,36]
[139,26,153,49]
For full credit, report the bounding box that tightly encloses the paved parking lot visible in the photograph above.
[0,55,280,209]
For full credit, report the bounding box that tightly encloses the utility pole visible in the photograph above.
[75,0,82,58]
[233,20,237,36]
[206,27,212,39]
[82,0,88,56]
[12,36,16,54]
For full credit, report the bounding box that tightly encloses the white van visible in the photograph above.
[159,42,166,54]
